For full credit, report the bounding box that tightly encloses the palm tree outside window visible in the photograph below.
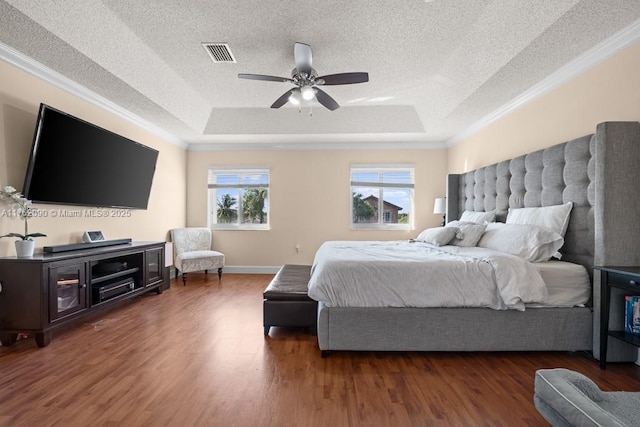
[208,168,269,230]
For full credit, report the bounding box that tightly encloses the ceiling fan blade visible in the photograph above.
[271,89,296,108]
[238,73,293,83]
[294,42,313,75]
[314,88,340,111]
[317,72,369,85]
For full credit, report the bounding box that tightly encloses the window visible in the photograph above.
[208,167,269,229]
[350,165,414,230]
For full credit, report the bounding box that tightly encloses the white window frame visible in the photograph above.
[350,164,414,230]
[208,167,270,230]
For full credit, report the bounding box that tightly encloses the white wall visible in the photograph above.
[186,149,447,266]
[448,42,640,172]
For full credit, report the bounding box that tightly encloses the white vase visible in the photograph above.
[15,240,35,258]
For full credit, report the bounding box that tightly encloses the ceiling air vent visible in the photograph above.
[202,43,236,63]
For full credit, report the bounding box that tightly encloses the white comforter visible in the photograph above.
[308,241,548,311]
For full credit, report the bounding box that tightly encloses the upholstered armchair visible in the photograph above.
[170,227,225,285]
[534,368,640,426]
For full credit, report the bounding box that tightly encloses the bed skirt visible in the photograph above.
[317,302,593,352]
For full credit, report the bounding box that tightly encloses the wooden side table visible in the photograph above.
[595,266,640,369]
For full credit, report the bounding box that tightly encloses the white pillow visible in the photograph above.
[415,227,457,246]
[450,223,486,247]
[506,202,573,237]
[477,222,564,262]
[459,210,496,224]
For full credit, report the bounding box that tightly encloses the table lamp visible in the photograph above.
[433,197,446,226]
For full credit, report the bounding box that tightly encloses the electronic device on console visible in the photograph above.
[82,231,105,243]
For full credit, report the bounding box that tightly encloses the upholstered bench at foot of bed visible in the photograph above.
[263,264,317,336]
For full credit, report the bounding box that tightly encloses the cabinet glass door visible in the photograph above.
[49,263,87,321]
[146,248,164,286]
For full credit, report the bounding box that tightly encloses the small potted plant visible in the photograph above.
[0,185,46,257]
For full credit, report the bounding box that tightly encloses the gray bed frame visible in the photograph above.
[317,122,640,361]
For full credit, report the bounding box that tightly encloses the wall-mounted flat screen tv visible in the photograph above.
[23,104,158,209]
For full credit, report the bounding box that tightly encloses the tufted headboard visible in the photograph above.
[446,134,595,274]
[446,122,640,362]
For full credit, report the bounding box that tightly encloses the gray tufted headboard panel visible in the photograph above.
[446,122,640,362]
[447,135,595,273]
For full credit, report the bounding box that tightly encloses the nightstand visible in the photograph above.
[595,266,640,369]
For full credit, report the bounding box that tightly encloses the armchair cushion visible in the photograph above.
[175,250,225,274]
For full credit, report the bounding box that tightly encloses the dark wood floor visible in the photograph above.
[1,273,639,426]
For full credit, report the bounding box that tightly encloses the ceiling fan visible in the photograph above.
[238,42,369,111]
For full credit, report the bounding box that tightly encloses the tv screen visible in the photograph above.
[23,104,158,209]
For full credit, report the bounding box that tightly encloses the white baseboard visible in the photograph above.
[223,266,282,274]
[171,266,282,276]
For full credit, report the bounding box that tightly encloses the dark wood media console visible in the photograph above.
[0,241,169,347]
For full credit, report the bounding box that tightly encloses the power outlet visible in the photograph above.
[295,244,300,254]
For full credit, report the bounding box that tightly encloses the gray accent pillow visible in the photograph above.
[450,223,487,247]
[444,220,475,228]
[415,227,457,246]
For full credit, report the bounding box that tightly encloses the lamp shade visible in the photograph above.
[433,197,446,215]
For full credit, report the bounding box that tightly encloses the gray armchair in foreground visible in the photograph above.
[534,368,640,426]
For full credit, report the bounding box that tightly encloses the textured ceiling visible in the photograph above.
[1,0,639,149]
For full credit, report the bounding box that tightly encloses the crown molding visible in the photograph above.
[187,133,445,151]
[0,41,188,149]
[446,20,640,148]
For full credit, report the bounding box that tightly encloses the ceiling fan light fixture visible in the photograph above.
[289,90,301,105]
[301,85,315,101]
[239,43,369,111]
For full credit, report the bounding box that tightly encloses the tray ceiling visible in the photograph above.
[1,0,639,149]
